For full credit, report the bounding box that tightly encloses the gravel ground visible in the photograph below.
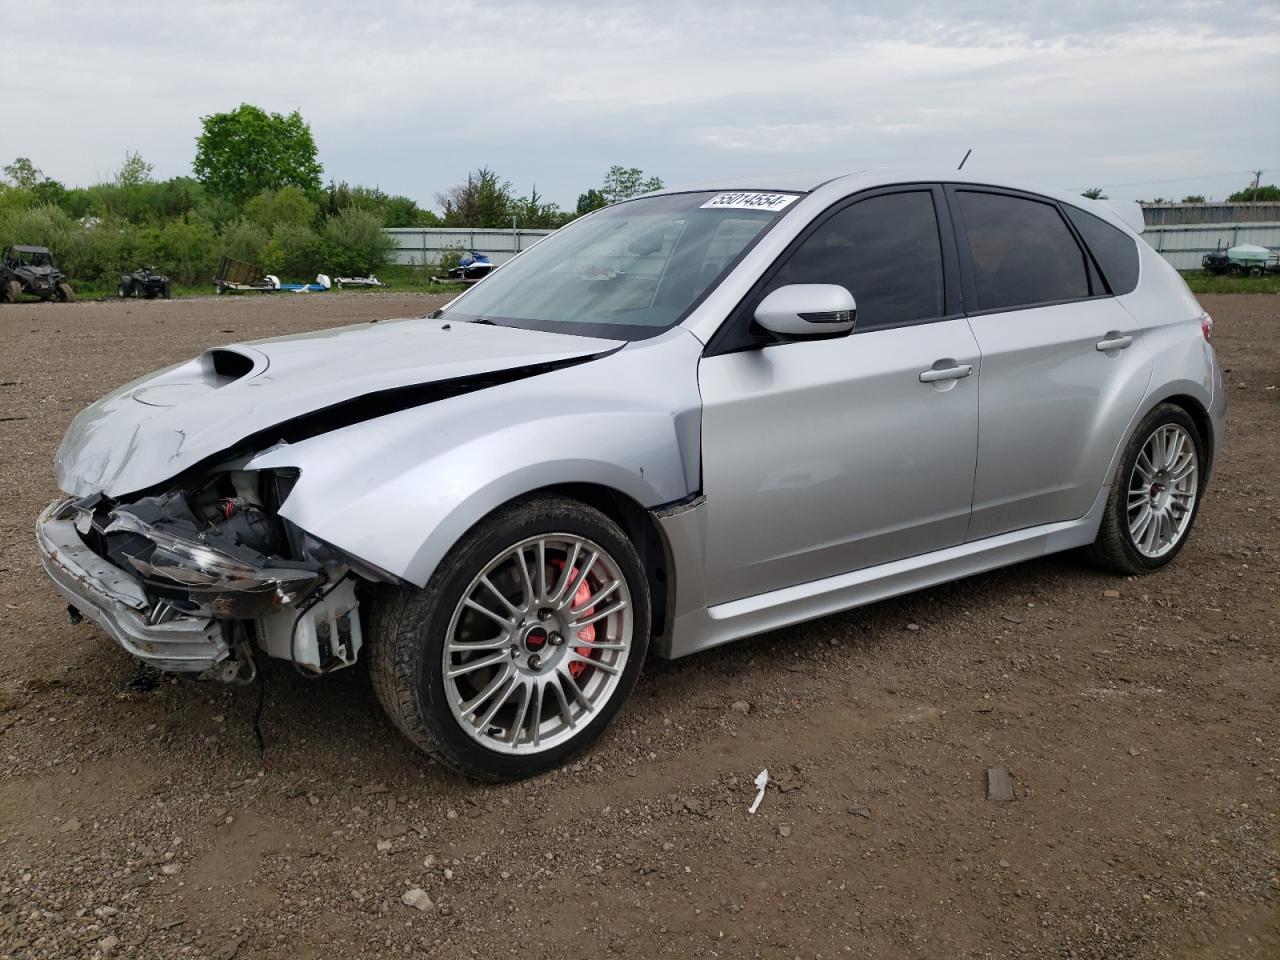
[0,292,1276,960]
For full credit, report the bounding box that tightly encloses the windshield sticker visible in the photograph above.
[700,192,798,212]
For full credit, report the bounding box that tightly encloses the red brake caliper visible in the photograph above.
[552,562,596,678]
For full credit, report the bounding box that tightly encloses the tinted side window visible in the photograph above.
[956,191,1090,311]
[1064,205,1140,295]
[766,191,945,331]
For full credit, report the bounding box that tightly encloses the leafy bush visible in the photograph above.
[219,218,270,266]
[243,186,317,231]
[261,222,324,278]
[431,244,465,275]
[323,207,397,275]
[146,219,219,284]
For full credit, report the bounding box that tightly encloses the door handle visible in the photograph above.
[1096,332,1134,352]
[919,362,973,383]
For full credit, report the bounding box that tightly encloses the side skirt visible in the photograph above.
[654,486,1109,659]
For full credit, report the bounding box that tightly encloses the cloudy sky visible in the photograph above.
[9,1,1279,209]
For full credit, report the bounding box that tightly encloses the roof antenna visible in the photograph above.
[957,148,972,171]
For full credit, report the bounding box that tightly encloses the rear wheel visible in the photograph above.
[118,282,131,299]
[55,282,74,303]
[368,495,650,781]
[1089,403,1204,574]
[3,280,19,303]
[161,281,172,299]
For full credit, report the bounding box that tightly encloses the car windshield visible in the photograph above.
[441,190,797,340]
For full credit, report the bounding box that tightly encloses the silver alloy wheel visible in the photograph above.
[1126,423,1198,559]
[442,533,634,754]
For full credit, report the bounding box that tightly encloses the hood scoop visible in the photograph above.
[131,346,268,407]
[57,320,625,499]
[206,347,262,383]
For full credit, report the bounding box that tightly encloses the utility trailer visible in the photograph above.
[213,257,276,294]
[1202,243,1279,277]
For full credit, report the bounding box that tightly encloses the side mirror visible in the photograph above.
[753,284,857,337]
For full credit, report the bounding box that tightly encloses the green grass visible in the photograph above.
[1180,271,1280,295]
[62,263,464,302]
[56,266,1280,302]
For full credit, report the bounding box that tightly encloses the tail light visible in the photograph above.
[1201,314,1213,343]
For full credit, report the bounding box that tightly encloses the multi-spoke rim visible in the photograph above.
[442,533,633,755]
[1126,423,1198,559]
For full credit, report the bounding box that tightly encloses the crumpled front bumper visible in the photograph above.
[35,499,231,674]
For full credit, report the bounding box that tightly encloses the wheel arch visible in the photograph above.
[1102,377,1215,491]
[426,481,676,653]
[1158,393,1214,471]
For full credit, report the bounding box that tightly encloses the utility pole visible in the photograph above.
[1251,170,1262,203]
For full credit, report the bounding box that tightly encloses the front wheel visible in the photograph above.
[55,282,75,303]
[368,495,650,781]
[1089,403,1204,574]
[3,279,19,303]
[118,282,131,299]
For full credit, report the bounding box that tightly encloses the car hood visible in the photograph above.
[55,316,624,498]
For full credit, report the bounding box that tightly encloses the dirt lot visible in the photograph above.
[0,292,1276,960]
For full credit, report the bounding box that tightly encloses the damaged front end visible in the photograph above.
[37,467,374,683]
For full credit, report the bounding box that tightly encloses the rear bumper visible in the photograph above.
[35,499,231,673]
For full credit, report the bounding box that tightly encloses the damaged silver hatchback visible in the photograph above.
[39,171,1225,780]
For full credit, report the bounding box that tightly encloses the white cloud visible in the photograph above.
[7,0,1279,206]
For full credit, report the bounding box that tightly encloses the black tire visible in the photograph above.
[1248,266,1263,278]
[1089,403,1205,575]
[3,279,19,303]
[161,282,172,299]
[118,282,131,299]
[55,282,75,303]
[367,494,651,781]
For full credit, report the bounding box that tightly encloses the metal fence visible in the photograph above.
[1141,202,1280,227]
[383,223,1276,275]
[382,227,557,268]
[1142,222,1280,271]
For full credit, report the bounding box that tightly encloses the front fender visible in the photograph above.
[247,328,704,586]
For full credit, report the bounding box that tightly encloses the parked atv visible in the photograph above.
[119,266,171,299]
[1,245,75,303]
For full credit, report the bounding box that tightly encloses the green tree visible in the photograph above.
[114,151,154,188]
[601,165,663,204]
[1180,194,1206,203]
[576,188,607,215]
[193,104,323,205]
[220,218,270,265]
[1227,183,1280,202]
[3,157,42,190]
[511,185,570,229]
[243,185,318,230]
[261,222,323,277]
[323,181,439,227]
[435,167,514,227]
[1080,187,1108,200]
[322,207,398,275]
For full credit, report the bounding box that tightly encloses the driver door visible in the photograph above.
[697,187,981,605]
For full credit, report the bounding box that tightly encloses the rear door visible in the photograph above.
[947,186,1153,540]
[698,186,981,604]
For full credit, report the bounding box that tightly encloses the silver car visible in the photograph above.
[38,171,1226,780]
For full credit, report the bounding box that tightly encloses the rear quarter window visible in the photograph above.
[954,191,1091,311]
[1063,205,1141,295]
